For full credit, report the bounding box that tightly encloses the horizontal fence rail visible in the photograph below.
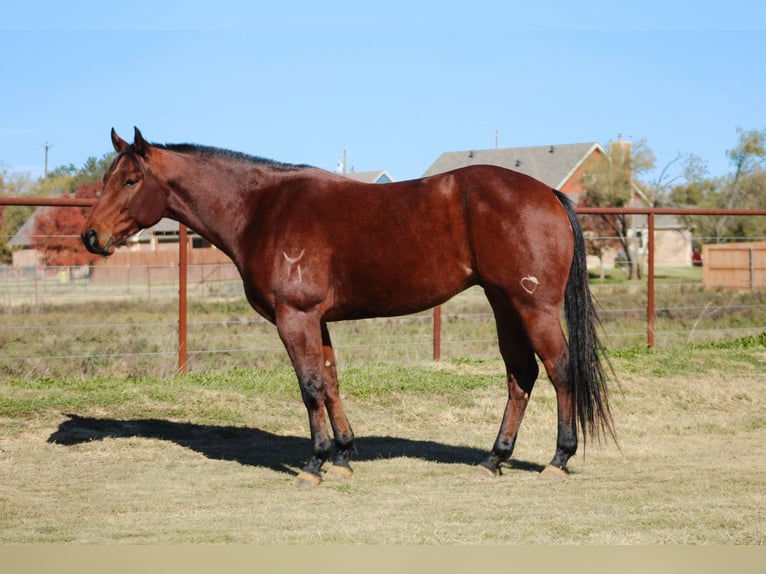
[1,196,765,376]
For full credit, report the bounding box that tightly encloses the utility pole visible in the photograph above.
[42,141,52,178]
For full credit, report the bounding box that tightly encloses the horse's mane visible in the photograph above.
[154,142,313,171]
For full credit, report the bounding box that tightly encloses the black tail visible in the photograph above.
[554,190,615,444]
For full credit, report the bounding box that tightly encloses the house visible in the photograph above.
[422,141,693,269]
[9,210,198,267]
[344,170,394,184]
[7,208,45,268]
[423,142,606,204]
[7,209,235,283]
[631,213,692,268]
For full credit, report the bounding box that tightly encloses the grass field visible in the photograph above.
[1,336,764,544]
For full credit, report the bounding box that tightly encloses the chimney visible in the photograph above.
[610,136,632,184]
[610,135,632,165]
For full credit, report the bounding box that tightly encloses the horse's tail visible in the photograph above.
[554,190,616,444]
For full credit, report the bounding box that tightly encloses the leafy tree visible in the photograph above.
[579,137,655,279]
[30,182,101,267]
[36,153,114,197]
[1,151,113,265]
[0,168,34,263]
[669,128,766,243]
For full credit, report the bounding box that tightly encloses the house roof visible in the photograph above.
[343,170,394,184]
[632,213,685,230]
[146,218,182,233]
[8,206,51,247]
[422,142,605,189]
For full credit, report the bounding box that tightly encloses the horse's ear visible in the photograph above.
[111,128,129,153]
[133,127,149,157]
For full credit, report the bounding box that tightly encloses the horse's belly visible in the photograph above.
[327,256,475,320]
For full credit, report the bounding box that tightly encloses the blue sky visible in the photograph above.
[1,2,764,184]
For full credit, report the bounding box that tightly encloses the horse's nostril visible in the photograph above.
[82,229,100,254]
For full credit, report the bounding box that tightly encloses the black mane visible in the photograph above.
[155,142,313,171]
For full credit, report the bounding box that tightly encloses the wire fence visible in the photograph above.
[1,199,765,378]
[1,254,765,379]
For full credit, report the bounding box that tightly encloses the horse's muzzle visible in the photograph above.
[81,228,110,256]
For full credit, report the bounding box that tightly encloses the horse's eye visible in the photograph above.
[125,178,138,187]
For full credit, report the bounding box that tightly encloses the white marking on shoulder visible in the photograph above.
[520,275,540,294]
[283,249,306,265]
[283,249,306,283]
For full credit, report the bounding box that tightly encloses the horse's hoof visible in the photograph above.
[472,463,499,478]
[539,464,569,480]
[324,464,353,481]
[294,470,322,486]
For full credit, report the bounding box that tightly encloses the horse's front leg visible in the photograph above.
[276,306,333,486]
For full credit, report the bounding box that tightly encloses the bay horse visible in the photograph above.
[82,128,614,485]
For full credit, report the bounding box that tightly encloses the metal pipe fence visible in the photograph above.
[1,196,765,377]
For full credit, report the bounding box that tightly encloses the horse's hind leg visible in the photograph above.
[516,306,578,478]
[320,322,356,480]
[478,289,540,476]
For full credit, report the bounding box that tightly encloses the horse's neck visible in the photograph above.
[162,156,253,260]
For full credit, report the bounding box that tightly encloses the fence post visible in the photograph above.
[749,247,755,290]
[178,225,188,374]
[647,212,655,348]
[433,305,441,361]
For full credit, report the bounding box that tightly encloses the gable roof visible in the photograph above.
[422,142,605,189]
[343,170,394,184]
[8,206,50,247]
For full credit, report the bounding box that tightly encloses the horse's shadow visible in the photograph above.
[47,414,544,476]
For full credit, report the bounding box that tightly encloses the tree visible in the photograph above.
[1,151,113,265]
[30,182,101,267]
[36,152,115,197]
[0,167,34,263]
[717,128,766,238]
[579,191,622,281]
[669,128,766,243]
[579,137,656,280]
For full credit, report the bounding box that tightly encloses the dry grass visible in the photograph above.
[1,342,764,544]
